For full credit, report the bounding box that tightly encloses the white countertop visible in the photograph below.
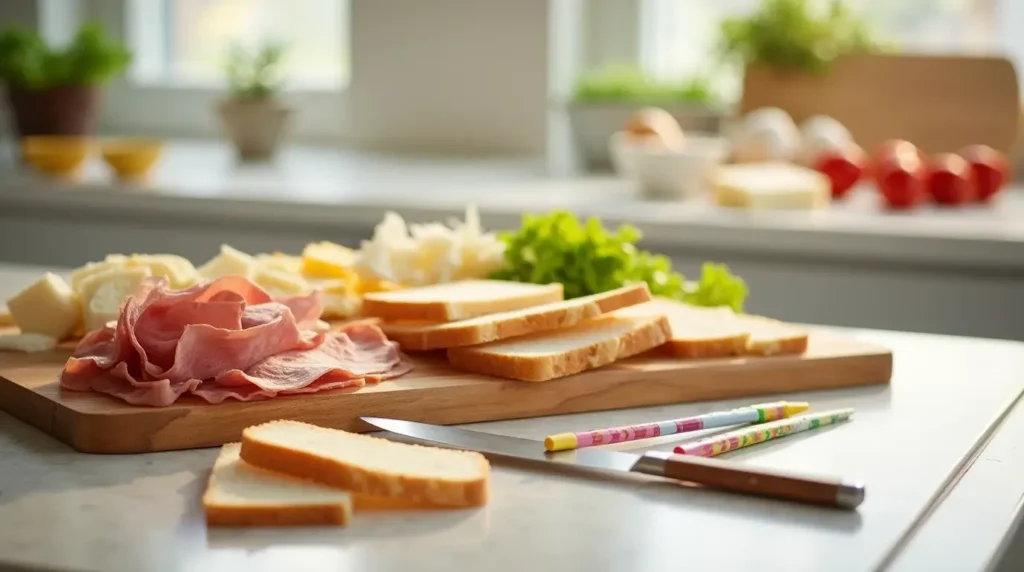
[1,263,1023,572]
[1,141,1022,272]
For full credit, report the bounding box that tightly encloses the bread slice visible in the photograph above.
[240,421,490,507]
[617,299,750,358]
[446,310,671,382]
[734,313,809,356]
[381,283,652,350]
[203,443,353,527]
[620,298,807,358]
[361,280,563,322]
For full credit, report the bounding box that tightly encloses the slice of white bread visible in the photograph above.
[361,280,564,322]
[203,443,353,527]
[620,298,808,357]
[617,299,750,358]
[446,310,671,382]
[240,421,490,507]
[381,283,652,351]
[736,313,809,356]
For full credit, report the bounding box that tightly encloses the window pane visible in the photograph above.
[639,0,1005,103]
[131,0,349,89]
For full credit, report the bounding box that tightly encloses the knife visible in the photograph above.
[361,416,865,510]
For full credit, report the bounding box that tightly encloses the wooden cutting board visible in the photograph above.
[0,329,891,454]
[740,53,1021,156]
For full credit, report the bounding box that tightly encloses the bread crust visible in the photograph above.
[382,284,651,350]
[446,314,671,382]
[664,334,750,358]
[361,281,563,322]
[204,501,351,527]
[240,421,490,508]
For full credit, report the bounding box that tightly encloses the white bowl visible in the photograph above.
[632,135,728,200]
[607,130,645,179]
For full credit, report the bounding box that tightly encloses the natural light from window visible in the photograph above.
[640,0,1019,102]
[126,0,349,90]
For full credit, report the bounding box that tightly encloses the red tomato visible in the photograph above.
[958,144,1009,202]
[874,145,927,210]
[870,139,924,181]
[926,153,973,206]
[814,144,866,200]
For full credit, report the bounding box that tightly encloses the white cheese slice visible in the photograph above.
[252,266,309,296]
[83,271,151,333]
[74,266,151,313]
[124,254,199,288]
[711,162,831,210]
[197,244,257,280]
[0,332,59,353]
[5,273,82,340]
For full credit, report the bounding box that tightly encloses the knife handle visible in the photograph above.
[632,451,865,510]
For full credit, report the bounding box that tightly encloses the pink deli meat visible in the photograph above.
[61,275,410,407]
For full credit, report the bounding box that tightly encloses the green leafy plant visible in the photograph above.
[0,23,131,89]
[573,64,720,105]
[490,211,748,312]
[225,42,288,100]
[717,0,885,75]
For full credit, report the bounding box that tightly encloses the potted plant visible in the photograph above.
[218,42,292,161]
[717,0,885,115]
[567,64,726,171]
[0,23,131,138]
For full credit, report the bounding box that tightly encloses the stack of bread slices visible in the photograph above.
[360,279,810,382]
[204,420,490,527]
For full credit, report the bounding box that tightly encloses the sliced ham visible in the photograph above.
[61,275,409,407]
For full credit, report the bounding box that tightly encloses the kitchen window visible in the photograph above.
[590,0,1023,102]
[84,0,350,141]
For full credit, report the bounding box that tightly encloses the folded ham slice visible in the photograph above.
[61,275,410,407]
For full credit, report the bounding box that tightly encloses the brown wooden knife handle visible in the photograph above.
[632,451,865,509]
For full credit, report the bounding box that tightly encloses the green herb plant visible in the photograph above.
[573,63,720,106]
[0,23,131,90]
[225,42,288,100]
[491,211,749,312]
[717,0,885,75]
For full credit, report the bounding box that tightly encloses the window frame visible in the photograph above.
[80,0,350,143]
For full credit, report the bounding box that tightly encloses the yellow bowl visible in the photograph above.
[100,139,164,178]
[21,136,92,175]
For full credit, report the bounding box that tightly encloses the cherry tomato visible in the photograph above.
[814,144,866,200]
[869,139,924,181]
[958,144,1010,202]
[926,153,973,206]
[874,144,927,210]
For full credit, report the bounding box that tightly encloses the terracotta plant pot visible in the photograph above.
[217,98,293,161]
[5,84,101,138]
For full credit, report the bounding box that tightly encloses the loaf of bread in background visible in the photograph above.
[446,310,671,382]
[380,283,652,350]
[361,280,564,322]
[240,421,490,508]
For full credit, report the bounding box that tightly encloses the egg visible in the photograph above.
[729,107,800,164]
[798,115,853,166]
[623,107,686,151]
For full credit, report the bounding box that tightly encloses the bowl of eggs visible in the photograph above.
[610,107,728,200]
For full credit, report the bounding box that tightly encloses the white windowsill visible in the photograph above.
[0,139,1022,273]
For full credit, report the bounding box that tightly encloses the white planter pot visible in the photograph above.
[218,98,293,161]
[567,102,728,171]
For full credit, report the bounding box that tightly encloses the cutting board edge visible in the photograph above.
[6,345,893,454]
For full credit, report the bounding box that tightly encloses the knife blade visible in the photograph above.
[361,416,865,510]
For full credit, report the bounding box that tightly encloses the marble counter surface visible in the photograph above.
[0,263,1023,571]
[1,140,1022,273]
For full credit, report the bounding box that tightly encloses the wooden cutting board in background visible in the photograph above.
[0,328,892,454]
[740,53,1021,156]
